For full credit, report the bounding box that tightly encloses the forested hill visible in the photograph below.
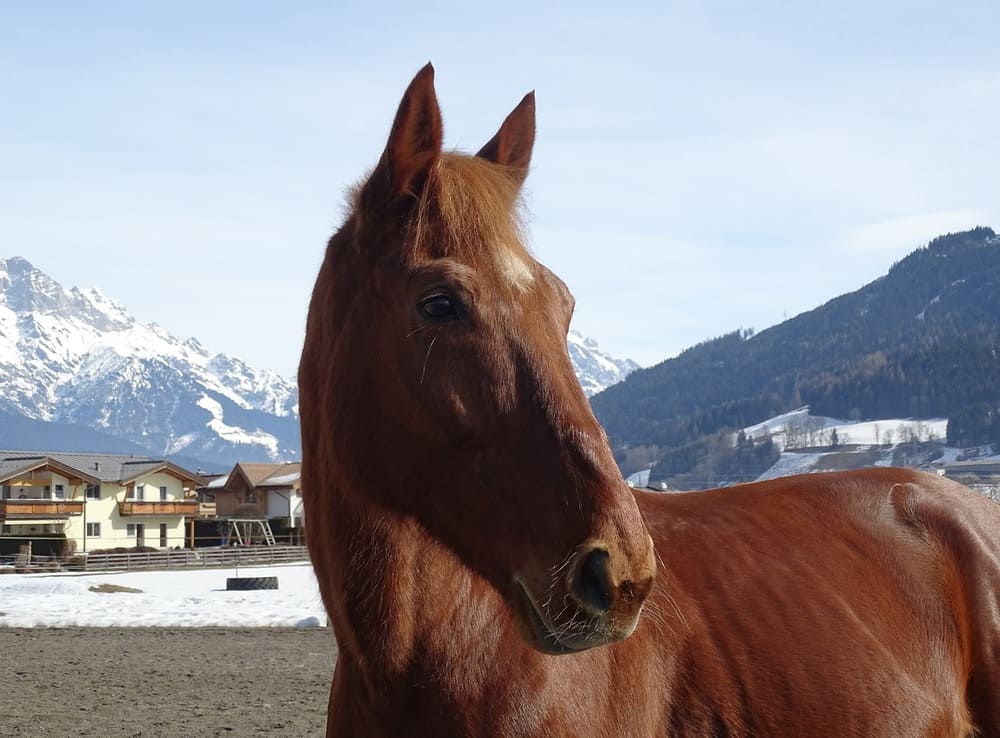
[590,227,1000,477]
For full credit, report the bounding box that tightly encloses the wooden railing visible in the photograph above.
[195,501,217,518]
[2,545,311,573]
[117,500,198,516]
[72,545,310,572]
[0,499,84,518]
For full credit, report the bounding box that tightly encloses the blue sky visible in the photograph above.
[3,1,998,378]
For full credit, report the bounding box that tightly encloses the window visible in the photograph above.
[2,485,10,499]
[159,523,168,547]
[129,484,145,501]
[43,485,52,499]
[159,486,168,502]
[85,484,101,500]
[54,484,65,499]
[86,522,101,537]
[127,523,137,537]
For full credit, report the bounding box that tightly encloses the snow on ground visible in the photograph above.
[743,407,839,442]
[755,452,826,481]
[0,562,327,628]
[826,418,947,446]
[742,407,948,451]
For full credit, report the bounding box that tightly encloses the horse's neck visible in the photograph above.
[326,492,513,703]
[321,492,678,735]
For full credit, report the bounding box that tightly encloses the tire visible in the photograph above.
[226,576,279,591]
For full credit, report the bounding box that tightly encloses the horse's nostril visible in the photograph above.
[574,548,614,614]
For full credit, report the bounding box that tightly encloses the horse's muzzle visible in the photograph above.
[514,543,654,655]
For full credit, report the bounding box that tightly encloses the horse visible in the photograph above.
[299,64,1000,737]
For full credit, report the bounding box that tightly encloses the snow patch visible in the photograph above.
[756,451,825,480]
[197,394,280,456]
[167,432,198,454]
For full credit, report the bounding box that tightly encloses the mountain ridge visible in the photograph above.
[591,226,1000,486]
[0,256,301,468]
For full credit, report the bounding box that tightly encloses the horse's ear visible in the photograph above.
[367,63,443,206]
[477,92,535,185]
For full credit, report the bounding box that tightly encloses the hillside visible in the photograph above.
[591,227,1000,485]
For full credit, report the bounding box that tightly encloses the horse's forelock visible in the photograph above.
[411,153,533,283]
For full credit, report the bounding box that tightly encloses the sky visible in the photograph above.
[0,561,326,627]
[2,1,998,378]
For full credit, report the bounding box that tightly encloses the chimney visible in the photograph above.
[94,462,101,472]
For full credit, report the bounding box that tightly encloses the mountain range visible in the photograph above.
[6,225,998,481]
[591,226,1000,487]
[0,257,637,470]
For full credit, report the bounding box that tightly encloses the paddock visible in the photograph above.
[0,628,335,738]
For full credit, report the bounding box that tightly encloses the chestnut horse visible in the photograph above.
[299,64,1000,737]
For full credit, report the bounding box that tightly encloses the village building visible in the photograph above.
[0,451,203,556]
[193,462,304,546]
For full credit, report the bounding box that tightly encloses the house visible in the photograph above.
[201,462,304,545]
[0,451,203,555]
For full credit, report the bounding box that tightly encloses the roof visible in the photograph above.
[225,462,301,492]
[0,455,99,485]
[203,474,230,489]
[0,450,202,486]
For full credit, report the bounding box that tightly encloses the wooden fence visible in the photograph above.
[1,545,310,573]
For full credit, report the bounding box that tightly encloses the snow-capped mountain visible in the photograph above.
[0,258,636,467]
[0,257,298,467]
[568,331,640,396]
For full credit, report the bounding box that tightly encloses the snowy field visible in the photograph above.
[0,561,327,628]
[742,406,949,450]
[743,407,1000,482]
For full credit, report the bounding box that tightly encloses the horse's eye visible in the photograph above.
[419,292,463,322]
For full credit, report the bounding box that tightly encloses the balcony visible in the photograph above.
[117,500,198,517]
[195,501,217,518]
[1,499,85,519]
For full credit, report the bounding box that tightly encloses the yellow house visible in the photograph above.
[0,451,203,554]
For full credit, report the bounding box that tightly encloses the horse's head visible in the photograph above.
[301,64,655,654]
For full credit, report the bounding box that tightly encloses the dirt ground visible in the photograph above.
[0,628,337,737]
